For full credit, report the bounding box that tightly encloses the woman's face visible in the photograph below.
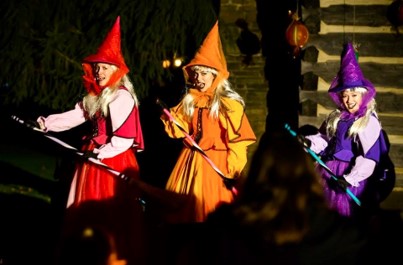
[94,63,115,87]
[192,68,215,92]
[341,89,363,114]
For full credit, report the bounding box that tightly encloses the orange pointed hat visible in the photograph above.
[183,21,229,90]
[82,16,129,94]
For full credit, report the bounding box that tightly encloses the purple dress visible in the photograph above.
[313,117,382,217]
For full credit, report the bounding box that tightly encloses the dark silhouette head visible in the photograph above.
[57,225,122,265]
[235,18,249,30]
[233,132,326,244]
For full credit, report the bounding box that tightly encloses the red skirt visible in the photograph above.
[69,142,140,206]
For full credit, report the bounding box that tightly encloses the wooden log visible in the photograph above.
[307,34,403,57]
[299,115,403,135]
[300,90,403,113]
[378,116,403,135]
[319,0,392,8]
[302,62,403,88]
[321,5,391,26]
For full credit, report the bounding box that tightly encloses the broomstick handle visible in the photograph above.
[156,99,238,195]
[11,115,44,132]
[11,115,126,178]
[284,124,361,206]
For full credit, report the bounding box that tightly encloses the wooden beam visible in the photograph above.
[320,0,392,8]
[302,61,403,88]
[315,48,403,64]
[321,5,390,26]
[307,34,403,57]
[319,21,401,34]
[300,90,403,113]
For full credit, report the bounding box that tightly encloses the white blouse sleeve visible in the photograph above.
[344,156,376,187]
[305,133,328,154]
[38,103,86,132]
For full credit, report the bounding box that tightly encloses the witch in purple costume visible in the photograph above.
[305,43,383,217]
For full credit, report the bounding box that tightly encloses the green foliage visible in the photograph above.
[0,0,218,111]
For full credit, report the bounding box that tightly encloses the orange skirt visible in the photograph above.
[165,147,234,223]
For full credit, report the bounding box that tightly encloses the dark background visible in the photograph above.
[6,0,402,264]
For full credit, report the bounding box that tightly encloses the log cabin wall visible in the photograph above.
[299,0,403,209]
[218,0,403,209]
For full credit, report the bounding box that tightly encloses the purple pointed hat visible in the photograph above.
[328,42,376,111]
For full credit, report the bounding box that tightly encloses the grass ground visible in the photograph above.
[0,113,75,265]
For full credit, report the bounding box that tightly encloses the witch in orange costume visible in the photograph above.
[36,16,144,207]
[161,21,257,223]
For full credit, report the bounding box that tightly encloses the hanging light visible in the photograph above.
[162,59,171,69]
[285,2,309,58]
[162,53,184,69]
[285,17,309,48]
[173,58,183,68]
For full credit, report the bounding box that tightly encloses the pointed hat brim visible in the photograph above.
[328,42,376,110]
[183,21,229,79]
[83,16,129,74]
[328,42,374,94]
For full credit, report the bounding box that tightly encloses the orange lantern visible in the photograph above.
[285,13,309,57]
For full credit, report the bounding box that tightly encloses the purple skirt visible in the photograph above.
[316,160,367,217]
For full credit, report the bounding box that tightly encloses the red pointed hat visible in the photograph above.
[83,16,129,71]
[82,16,129,94]
[183,21,229,91]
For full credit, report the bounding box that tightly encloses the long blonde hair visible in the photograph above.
[82,65,138,119]
[181,65,244,120]
[326,87,378,138]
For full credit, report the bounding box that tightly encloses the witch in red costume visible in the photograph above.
[36,16,144,207]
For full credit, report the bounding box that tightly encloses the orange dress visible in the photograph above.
[162,98,256,222]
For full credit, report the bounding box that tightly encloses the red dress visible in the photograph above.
[40,88,144,207]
